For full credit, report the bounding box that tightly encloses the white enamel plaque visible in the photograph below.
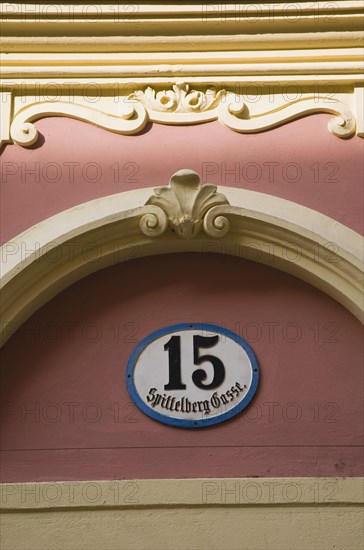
[126,323,259,428]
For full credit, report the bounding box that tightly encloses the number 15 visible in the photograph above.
[164,335,226,391]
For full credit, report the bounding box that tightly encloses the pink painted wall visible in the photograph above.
[1,115,363,245]
[1,254,362,482]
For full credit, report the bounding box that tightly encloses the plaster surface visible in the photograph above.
[1,253,362,481]
[1,115,363,245]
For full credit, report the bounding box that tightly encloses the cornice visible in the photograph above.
[1,49,363,82]
[1,2,363,62]
[0,2,363,145]
[1,2,363,36]
[2,32,363,53]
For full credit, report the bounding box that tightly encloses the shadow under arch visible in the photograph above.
[1,185,363,347]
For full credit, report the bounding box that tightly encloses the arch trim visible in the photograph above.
[1,184,363,346]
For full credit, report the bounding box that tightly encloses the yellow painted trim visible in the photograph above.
[2,32,363,54]
[1,478,363,550]
[1,2,363,33]
[0,87,360,148]
[1,478,363,510]
[0,3,363,145]
[1,49,363,79]
[1,50,362,88]
[1,185,363,347]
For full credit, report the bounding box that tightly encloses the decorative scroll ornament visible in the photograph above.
[1,85,360,148]
[7,100,147,148]
[140,170,230,239]
[218,96,357,139]
[129,82,225,113]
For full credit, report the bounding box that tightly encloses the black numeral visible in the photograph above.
[192,335,226,389]
[164,333,226,391]
[164,336,186,390]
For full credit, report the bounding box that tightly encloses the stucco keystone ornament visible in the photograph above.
[140,170,230,239]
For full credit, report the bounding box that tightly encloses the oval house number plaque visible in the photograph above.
[126,323,259,428]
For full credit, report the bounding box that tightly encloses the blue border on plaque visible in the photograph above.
[126,323,259,429]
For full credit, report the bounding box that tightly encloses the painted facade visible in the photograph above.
[0,2,363,549]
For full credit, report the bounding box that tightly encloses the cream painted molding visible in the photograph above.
[0,85,362,148]
[1,2,363,51]
[1,174,363,346]
[1,2,363,145]
[1,49,363,82]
